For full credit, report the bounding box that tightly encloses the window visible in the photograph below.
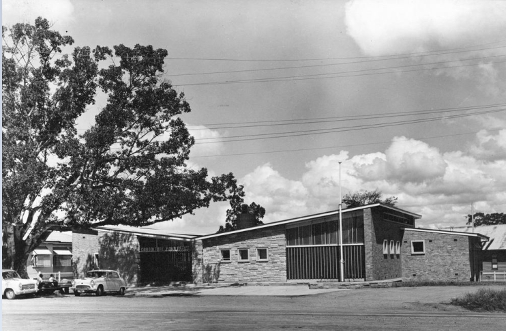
[109,272,119,278]
[257,248,268,261]
[411,240,425,255]
[35,255,51,267]
[492,255,498,270]
[383,240,389,254]
[389,240,395,255]
[53,255,72,267]
[395,241,401,255]
[93,253,100,268]
[221,249,231,262]
[238,249,249,262]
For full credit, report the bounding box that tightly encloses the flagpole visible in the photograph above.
[339,161,344,282]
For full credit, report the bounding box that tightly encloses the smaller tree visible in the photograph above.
[342,190,397,208]
[218,202,265,233]
[466,212,506,227]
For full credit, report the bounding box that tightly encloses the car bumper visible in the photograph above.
[14,288,38,295]
[72,285,96,293]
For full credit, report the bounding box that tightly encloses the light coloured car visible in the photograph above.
[2,269,38,300]
[72,270,127,296]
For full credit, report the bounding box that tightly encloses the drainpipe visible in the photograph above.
[339,162,344,282]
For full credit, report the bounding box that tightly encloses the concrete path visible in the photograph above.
[126,284,345,297]
[196,285,345,296]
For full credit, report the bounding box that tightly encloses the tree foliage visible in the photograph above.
[466,212,506,227]
[342,190,398,208]
[2,18,245,275]
[218,202,265,233]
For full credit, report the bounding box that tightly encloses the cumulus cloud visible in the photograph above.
[469,129,506,161]
[238,134,506,229]
[344,0,506,94]
[187,125,225,157]
[345,0,506,56]
[2,0,75,27]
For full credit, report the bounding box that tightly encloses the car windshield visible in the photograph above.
[2,271,20,279]
[86,271,107,278]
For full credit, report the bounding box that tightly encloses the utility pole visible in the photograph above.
[339,161,344,282]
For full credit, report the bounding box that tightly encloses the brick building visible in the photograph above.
[72,226,196,285]
[72,203,489,285]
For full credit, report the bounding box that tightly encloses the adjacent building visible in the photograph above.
[27,231,73,280]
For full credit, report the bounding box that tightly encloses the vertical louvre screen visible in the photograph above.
[286,245,364,280]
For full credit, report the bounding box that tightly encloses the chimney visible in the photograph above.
[236,204,256,230]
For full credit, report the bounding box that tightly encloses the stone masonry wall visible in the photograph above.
[72,229,100,278]
[200,225,286,283]
[402,231,473,281]
[98,231,140,286]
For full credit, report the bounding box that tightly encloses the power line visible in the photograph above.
[170,44,506,77]
[166,39,506,62]
[189,103,506,130]
[175,55,506,87]
[190,129,503,158]
[194,108,506,144]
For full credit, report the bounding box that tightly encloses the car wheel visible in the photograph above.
[5,289,16,300]
[96,285,104,296]
[119,287,125,296]
[74,291,81,296]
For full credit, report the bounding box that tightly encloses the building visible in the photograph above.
[401,228,485,282]
[27,231,73,281]
[459,224,506,281]
[72,204,489,285]
[72,226,197,285]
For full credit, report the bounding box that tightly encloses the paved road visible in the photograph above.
[3,286,505,330]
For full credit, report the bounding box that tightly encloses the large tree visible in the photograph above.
[342,190,398,208]
[466,212,506,227]
[2,18,245,276]
[218,201,265,233]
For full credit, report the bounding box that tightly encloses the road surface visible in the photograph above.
[3,285,505,330]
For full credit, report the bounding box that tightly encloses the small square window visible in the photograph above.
[221,249,231,262]
[257,248,268,261]
[238,249,249,262]
[395,241,401,255]
[492,255,498,270]
[383,239,389,254]
[411,240,425,255]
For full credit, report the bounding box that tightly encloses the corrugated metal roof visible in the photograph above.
[462,225,506,250]
[45,231,72,243]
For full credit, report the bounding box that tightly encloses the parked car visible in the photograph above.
[72,270,127,296]
[2,269,38,300]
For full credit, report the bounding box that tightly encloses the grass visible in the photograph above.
[450,288,506,312]
[392,280,505,287]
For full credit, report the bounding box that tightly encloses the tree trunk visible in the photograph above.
[2,222,31,278]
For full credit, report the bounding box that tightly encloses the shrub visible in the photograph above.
[451,288,506,312]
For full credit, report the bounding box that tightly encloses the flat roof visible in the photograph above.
[405,227,489,240]
[199,204,421,240]
[96,225,198,241]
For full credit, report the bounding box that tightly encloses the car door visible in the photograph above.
[110,272,122,290]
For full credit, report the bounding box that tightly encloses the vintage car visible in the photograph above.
[2,269,38,299]
[72,270,127,296]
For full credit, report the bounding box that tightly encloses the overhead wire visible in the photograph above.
[190,129,503,158]
[169,44,506,77]
[194,107,506,144]
[175,54,506,87]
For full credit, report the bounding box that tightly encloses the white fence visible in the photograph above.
[481,271,506,281]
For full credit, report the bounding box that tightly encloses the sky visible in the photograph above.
[3,0,506,235]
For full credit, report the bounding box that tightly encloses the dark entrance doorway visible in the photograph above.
[138,237,192,284]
